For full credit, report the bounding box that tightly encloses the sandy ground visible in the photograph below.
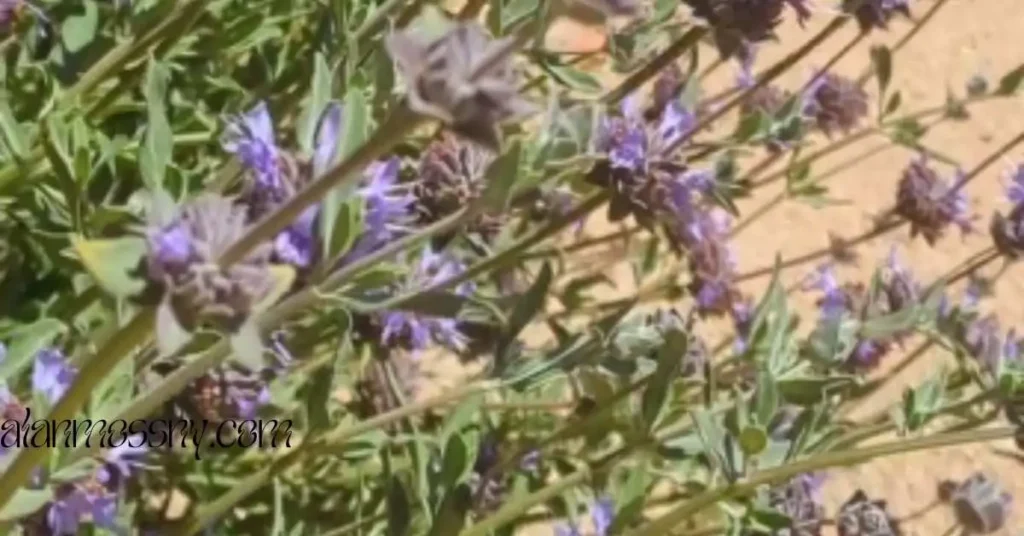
[423,0,1024,534]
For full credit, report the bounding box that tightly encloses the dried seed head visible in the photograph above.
[895,157,973,246]
[842,0,911,33]
[836,490,901,536]
[802,72,869,137]
[386,22,535,150]
[414,134,501,241]
[145,195,276,332]
[949,473,1013,533]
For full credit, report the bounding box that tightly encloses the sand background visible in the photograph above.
[424,0,1024,533]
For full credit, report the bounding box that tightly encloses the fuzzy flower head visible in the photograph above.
[942,473,1013,534]
[412,134,503,243]
[184,364,271,424]
[843,0,911,33]
[386,22,536,150]
[895,156,973,246]
[589,96,704,230]
[377,247,473,353]
[836,490,901,536]
[802,71,869,137]
[683,0,812,60]
[990,163,1024,258]
[767,473,827,535]
[32,348,77,405]
[144,195,277,333]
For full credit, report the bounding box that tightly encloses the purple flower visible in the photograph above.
[896,156,974,246]
[313,103,343,178]
[768,473,827,534]
[842,0,911,33]
[731,300,755,353]
[44,438,146,535]
[1,0,24,32]
[837,490,900,536]
[673,209,740,317]
[803,263,848,318]
[683,0,812,59]
[342,158,415,265]
[143,195,277,333]
[991,163,1024,258]
[555,497,615,536]
[32,348,77,404]
[378,247,472,352]
[802,71,869,137]
[222,101,285,202]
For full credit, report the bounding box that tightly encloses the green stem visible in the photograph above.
[0,308,156,510]
[601,28,708,106]
[458,468,592,536]
[626,426,1016,536]
[854,0,952,87]
[182,381,497,535]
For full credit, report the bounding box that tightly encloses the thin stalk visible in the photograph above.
[626,426,1016,536]
[182,381,498,535]
[854,0,952,86]
[457,468,592,536]
[601,28,708,106]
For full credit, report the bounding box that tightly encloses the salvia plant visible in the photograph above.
[0,0,1020,534]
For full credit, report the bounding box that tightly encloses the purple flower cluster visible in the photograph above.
[339,158,417,266]
[766,473,827,535]
[144,194,276,333]
[801,71,870,137]
[683,0,812,60]
[990,163,1024,258]
[836,489,901,536]
[42,440,147,535]
[895,155,974,246]
[222,101,344,270]
[589,80,743,316]
[842,0,911,33]
[31,348,77,405]
[804,248,921,370]
[375,247,473,353]
[555,496,614,536]
[941,473,1014,533]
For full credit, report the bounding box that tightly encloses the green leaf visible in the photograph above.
[387,476,411,536]
[156,300,191,357]
[440,434,471,487]
[304,359,335,432]
[0,96,28,162]
[0,488,54,522]
[91,347,134,420]
[319,88,369,261]
[641,329,688,431]
[298,53,334,154]
[427,484,471,536]
[396,291,469,318]
[542,61,602,95]
[139,59,173,190]
[0,319,66,383]
[497,262,552,360]
[323,197,364,266]
[230,322,266,370]
[884,91,903,117]
[70,235,147,298]
[480,140,523,214]
[996,62,1024,95]
[870,45,892,99]
[61,0,99,53]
